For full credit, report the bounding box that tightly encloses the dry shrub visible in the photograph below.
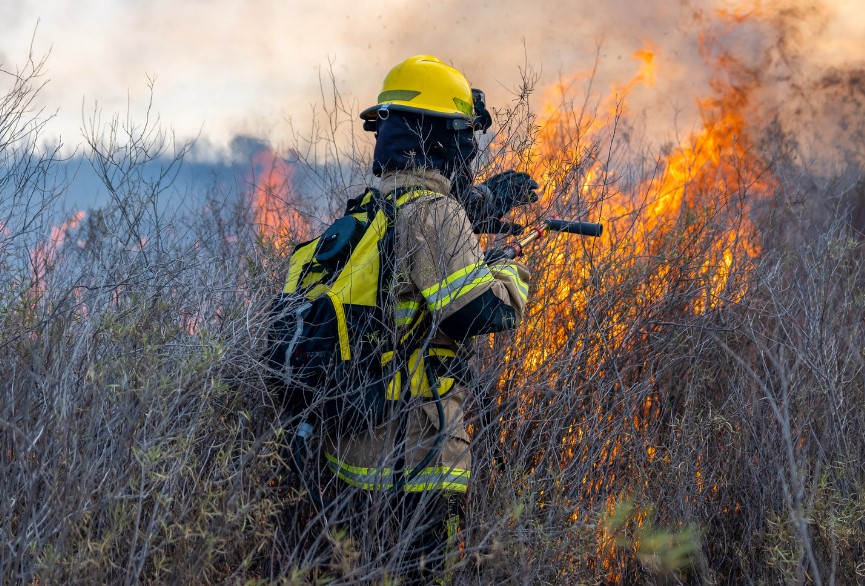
[1,55,293,584]
[2,53,864,586]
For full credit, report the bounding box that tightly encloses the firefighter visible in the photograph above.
[323,55,537,584]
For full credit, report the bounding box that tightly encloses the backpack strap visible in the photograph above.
[346,185,436,224]
[344,188,380,219]
[375,185,416,224]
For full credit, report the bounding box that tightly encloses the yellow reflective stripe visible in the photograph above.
[403,479,468,493]
[396,300,422,326]
[491,264,528,295]
[326,453,470,493]
[395,189,436,207]
[326,291,351,361]
[421,261,494,312]
[326,454,391,490]
[399,306,427,346]
[490,264,529,301]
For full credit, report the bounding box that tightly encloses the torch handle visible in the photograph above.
[544,219,603,237]
[518,227,544,248]
[484,218,603,262]
[484,226,545,262]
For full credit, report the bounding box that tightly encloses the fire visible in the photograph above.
[490,33,776,579]
[610,43,658,100]
[632,47,657,89]
[517,42,769,351]
[249,146,309,248]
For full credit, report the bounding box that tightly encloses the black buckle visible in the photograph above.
[446,118,474,131]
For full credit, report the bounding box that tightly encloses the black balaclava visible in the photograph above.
[372,110,477,194]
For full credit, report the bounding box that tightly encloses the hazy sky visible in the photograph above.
[3,0,864,160]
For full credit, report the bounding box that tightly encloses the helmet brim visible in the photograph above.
[359,102,472,121]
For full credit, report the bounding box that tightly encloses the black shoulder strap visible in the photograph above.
[373,185,417,311]
[343,186,408,224]
[344,188,379,217]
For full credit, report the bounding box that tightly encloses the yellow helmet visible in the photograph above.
[360,55,474,122]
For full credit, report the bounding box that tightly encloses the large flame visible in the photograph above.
[516,42,770,366]
[492,32,776,579]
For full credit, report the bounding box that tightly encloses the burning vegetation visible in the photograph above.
[483,47,776,580]
[464,13,865,582]
[249,145,310,249]
[3,4,865,584]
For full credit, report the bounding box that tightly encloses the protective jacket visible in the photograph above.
[324,168,530,494]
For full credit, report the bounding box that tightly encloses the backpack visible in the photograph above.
[266,186,433,434]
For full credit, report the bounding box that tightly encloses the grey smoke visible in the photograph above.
[2,0,863,163]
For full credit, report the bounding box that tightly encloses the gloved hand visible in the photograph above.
[462,170,539,233]
[480,170,540,214]
[484,246,517,263]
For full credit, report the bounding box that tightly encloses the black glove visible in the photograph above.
[462,170,539,233]
[484,242,522,263]
[481,170,540,215]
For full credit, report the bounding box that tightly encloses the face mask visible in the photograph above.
[372,111,477,180]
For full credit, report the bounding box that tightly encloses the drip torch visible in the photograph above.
[485,219,603,262]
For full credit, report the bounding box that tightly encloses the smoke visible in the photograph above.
[667,1,865,170]
[728,1,865,167]
[314,0,865,168]
[3,0,864,164]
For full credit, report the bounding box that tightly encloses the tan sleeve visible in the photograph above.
[488,260,531,320]
[401,196,530,321]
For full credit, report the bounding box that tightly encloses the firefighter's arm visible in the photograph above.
[408,196,531,340]
[440,259,530,339]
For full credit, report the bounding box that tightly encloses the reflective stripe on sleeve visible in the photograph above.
[420,261,494,313]
[395,300,422,327]
[326,453,470,493]
[490,264,529,302]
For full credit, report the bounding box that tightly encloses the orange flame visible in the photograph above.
[519,43,769,339]
[632,46,657,89]
[250,146,309,248]
[493,35,776,578]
